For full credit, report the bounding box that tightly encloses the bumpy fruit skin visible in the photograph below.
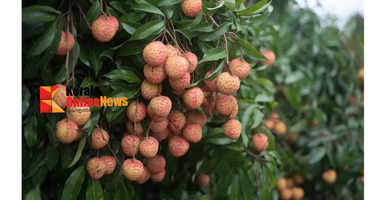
[202,90,217,115]
[66,106,91,126]
[165,55,189,79]
[197,174,210,187]
[144,64,167,84]
[56,118,79,144]
[56,32,75,55]
[187,110,207,126]
[274,121,287,135]
[291,187,304,200]
[91,128,109,150]
[126,121,144,137]
[100,156,116,175]
[261,50,276,67]
[276,178,287,191]
[141,80,162,100]
[252,133,268,152]
[228,58,251,80]
[152,128,170,141]
[169,73,190,91]
[121,135,140,156]
[136,167,151,184]
[168,136,190,157]
[223,119,242,139]
[52,84,67,109]
[166,45,181,57]
[183,51,198,72]
[216,95,238,118]
[91,15,119,42]
[182,87,204,109]
[148,96,172,118]
[143,41,168,66]
[204,70,218,91]
[280,189,293,200]
[147,155,166,174]
[265,119,275,130]
[168,110,186,134]
[139,136,159,158]
[151,119,168,133]
[127,101,146,122]
[216,72,240,95]
[181,0,202,17]
[322,169,337,184]
[122,159,144,181]
[151,170,166,182]
[183,123,202,143]
[87,157,106,179]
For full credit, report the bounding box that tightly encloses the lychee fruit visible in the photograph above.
[204,70,218,92]
[152,128,170,141]
[169,73,190,91]
[186,110,207,126]
[252,133,268,152]
[274,121,287,135]
[136,167,151,184]
[168,110,186,134]
[228,58,251,80]
[56,32,75,55]
[223,119,242,139]
[183,51,198,72]
[182,87,204,109]
[91,15,119,43]
[100,156,116,175]
[126,121,144,137]
[143,41,168,66]
[56,118,79,144]
[165,55,189,79]
[91,128,109,150]
[270,112,279,121]
[151,119,169,133]
[183,123,202,143]
[168,136,190,157]
[166,44,181,57]
[146,155,166,174]
[66,106,91,126]
[322,169,337,184]
[121,135,140,156]
[87,157,106,179]
[293,175,304,185]
[139,136,159,158]
[181,0,202,17]
[261,50,276,67]
[280,189,293,200]
[151,170,166,182]
[216,72,240,95]
[264,119,275,130]
[141,80,162,100]
[202,91,216,115]
[276,178,287,191]
[291,187,304,200]
[52,84,67,109]
[144,64,167,84]
[216,95,238,118]
[148,96,172,118]
[126,101,146,122]
[197,174,210,187]
[122,159,144,181]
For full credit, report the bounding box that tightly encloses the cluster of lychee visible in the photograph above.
[276,176,305,200]
[264,112,287,136]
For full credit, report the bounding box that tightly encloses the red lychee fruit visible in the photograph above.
[182,87,204,110]
[264,119,275,130]
[261,50,276,67]
[204,70,218,92]
[274,121,287,135]
[141,80,162,100]
[144,64,167,84]
[183,123,202,143]
[252,133,268,152]
[56,32,75,55]
[146,155,166,174]
[169,73,190,91]
[151,119,169,133]
[280,189,293,200]
[151,170,166,182]
[52,84,67,109]
[126,121,144,137]
[56,118,79,144]
[168,110,186,134]
[216,95,238,118]
[143,41,168,66]
[91,128,109,150]
[66,106,91,126]
[136,167,151,184]
[147,106,167,122]
[183,51,198,72]
[166,45,181,57]
[197,174,210,187]
[87,157,106,180]
[100,156,116,175]
[121,135,140,156]
[91,15,119,43]
[122,159,144,181]
[216,72,241,95]
[322,169,337,184]
[168,136,190,157]
[139,136,159,158]
[148,96,172,118]
[181,0,202,17]
[223,119,242,139]
[276,178,287,191]
[152,128,170,141]
[126,101,146,122]
[228,58,251,80]
[165,55,189,79]
[186,110,207,126]
[291,187,304,200]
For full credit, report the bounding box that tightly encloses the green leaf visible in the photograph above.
[28,21,57,56]
[24,116,38,147]
[235,37,265,59]
[22,86,31,116]
[87,1,101,23]
[250,108,264,129]
[157,0,182,7]
[86,180,104,200]
[235,0,272,16]
[67,137,87,168]
[61,166,86,200]
[104,69,141,83]
[309,147,326,164]
[25,187,41,200]
[133,2,164,16]
[129,20,165,40]
[241,104,255,147]
[199,48,226,63]
[22,6,59,24]
[200,23,231,42]
[83,112,101,136]
[207,0,225,10]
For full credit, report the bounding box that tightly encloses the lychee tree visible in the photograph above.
[22,0,282,200]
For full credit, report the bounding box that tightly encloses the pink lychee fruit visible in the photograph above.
[90,128,109,150]
[182,123,202,143]
[181,0,202,17]
[143,41,168,66]
[182,87,204,110]
[100,155,116,175]
[126,101,146,122]
[228,58,251,80]
[204,70,218,92]
[144,64,167,84]
[56,118,79,144]
[216,72,241,95]
[169,73,190,91]
[121,135,140,156]
[252,133,268,152]
[186,110,207,126]
[139,136,159,158]
[91,15,119,42]
[216,95,238,118]
[66,106,91,126]
[122,159,144,181]
[168,110,186,134]
[165,55,189,79]
[223,119,242,139]
[87,157,106,179]
[146,155,166,174]
[168,136,190,157]
[183,51,198,72]
[148,96,172,118]
[56,32,75,55]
